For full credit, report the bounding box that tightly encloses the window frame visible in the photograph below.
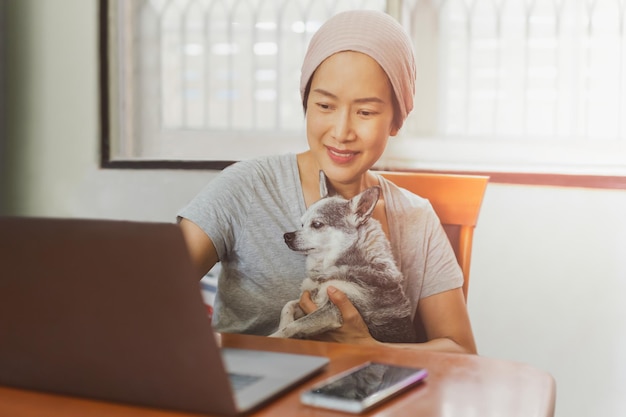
[98,0,626,189]
[99,0,235,171]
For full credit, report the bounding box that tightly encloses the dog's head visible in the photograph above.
[284,171,380,263]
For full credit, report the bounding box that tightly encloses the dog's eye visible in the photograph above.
[311,221,324,229]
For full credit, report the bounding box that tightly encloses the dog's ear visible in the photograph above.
[351,186,380,227]
[318,170,336,198]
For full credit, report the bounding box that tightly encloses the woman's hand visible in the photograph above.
[299,286,476,353]
[299,286,380,345]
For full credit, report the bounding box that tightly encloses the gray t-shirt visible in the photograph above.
[177,154,462,336]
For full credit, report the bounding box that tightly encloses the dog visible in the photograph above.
[269,172,417,343]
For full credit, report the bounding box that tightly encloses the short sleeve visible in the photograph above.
[177,161,255,261]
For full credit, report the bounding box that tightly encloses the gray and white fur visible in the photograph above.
[270,172,417,343]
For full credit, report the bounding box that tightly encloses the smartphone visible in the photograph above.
[300,362,428,413]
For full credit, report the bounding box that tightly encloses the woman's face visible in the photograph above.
[305,51,398,186]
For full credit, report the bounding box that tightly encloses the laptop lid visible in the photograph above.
[0,217,327,415]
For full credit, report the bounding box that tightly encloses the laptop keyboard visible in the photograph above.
[228,373,262,391]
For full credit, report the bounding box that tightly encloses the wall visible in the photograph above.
[470,183,626,417]
[2,1,626,417]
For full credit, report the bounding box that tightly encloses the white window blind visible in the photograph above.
[384,0,626,176]
[104,0,626,176]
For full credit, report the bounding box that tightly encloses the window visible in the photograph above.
[101,0,387,167]
[385,0,626,180]
[101,0,626,184]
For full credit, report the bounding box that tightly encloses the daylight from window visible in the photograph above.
[107,0,626,175]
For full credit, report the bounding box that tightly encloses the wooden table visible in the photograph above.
[0,333,556,417]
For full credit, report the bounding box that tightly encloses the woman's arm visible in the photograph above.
[412,288,477,354]
[179,218,219,279]
[299,286,477,354]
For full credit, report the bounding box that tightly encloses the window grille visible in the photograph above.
[105,0,386,163]
[103,0,626,176]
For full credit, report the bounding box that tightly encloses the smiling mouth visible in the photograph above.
[327,147,358,162]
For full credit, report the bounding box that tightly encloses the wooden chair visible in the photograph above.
[377,171,489,302]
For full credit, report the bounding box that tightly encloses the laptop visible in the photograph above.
[0,216,329,416]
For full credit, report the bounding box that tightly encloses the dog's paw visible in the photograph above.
[268,329,288,338]
[277,301,301,326]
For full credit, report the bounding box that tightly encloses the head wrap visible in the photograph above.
[300,10,416,129]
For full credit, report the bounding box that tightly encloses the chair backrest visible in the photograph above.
[378,171,489,302]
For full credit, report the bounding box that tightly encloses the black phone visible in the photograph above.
[300,362,428,413]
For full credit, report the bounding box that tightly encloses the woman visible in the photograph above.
[178,10,476,354]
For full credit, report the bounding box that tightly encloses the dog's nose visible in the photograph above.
[284,232,295,243]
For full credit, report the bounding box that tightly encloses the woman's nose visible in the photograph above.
[331,110,355,142]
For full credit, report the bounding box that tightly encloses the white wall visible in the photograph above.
[470,183,626,417]
[3,1,626,417]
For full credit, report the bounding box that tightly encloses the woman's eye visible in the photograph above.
[311,221,324,229]
[317,103,331,110]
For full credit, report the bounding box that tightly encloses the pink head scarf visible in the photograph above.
[300,10,416,129]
